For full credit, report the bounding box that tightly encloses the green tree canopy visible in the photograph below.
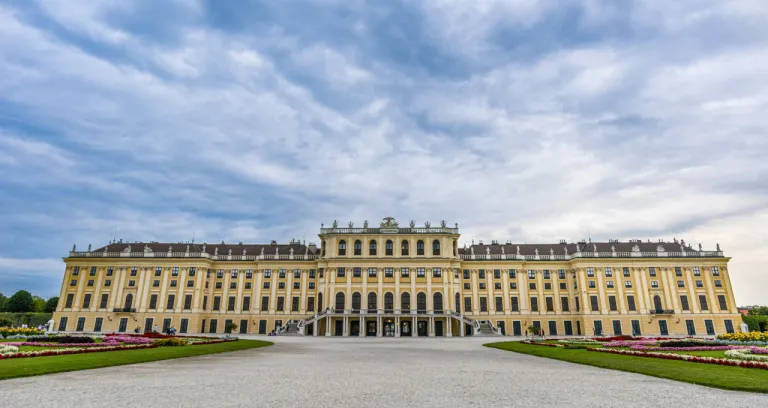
[0,293,7,312]
[32,296,47,313]
[6,290,34,313]
[44,297,60,313]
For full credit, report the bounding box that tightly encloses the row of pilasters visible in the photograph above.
[312,315,463,337]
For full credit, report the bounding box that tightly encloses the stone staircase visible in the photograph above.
[276,320,302,336]
[474,320,502,337]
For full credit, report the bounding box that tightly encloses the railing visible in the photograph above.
[112,308,136,313]
[460,250,724,261]
[69,251,319,260]
[650,309,675,315]
[320,227,459,234]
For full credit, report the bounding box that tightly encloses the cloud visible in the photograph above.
[0,0,766,305]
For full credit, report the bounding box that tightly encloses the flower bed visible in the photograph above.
[0,327,45,338]
[187,338,238,345]
[630,345,749,351]
[0,343,156,360]
[724,348,768,362]
[7,335,153,348]
[557,339,600,344]
[588,347,768,370]
[522,341,564,348]
[602,339,658,347]
[717,332,768,342]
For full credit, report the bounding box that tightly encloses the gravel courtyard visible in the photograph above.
[1,337,767,407]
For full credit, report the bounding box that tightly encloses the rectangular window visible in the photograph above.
[187,280,194,288]
[623,267,630,277]
[307,296,315,312]
[494,269,501,279]
[264,269,272,278]
[202,296,208,310]
[650,280,659,288]
[479,297,488,312]
[227,296,236,311]
[548,321,558,336]
[308,282,315,289]
[369,268,377,278]
[144,318,154,333]
[107,267,114,276]
[575,297,580,312]
[705,319,715,335]
[631,320,641,336]
[70,280,77,287]
[543,270,550,280]
[712,266,720,276]
[319,268,324,278]
[545,297,554,312]
[261,296,269,310]
[82,294,91,309]
[167,294,176,310]
[624,280,632,288]
[58,316,68,331]
[216,269,224,278]
[184,294,193,310]
[229,282,236,289]
[172,267,179,276]
[649,267,657,277]
[544,282,552,290]
[263,281,270,289]
[149,294,158,310]
[677,280,685,288]
[72,266,80,276]
[530,297,538,312]
[605,267,612,277]
[479,270,486,279]
[479,283,486,290]
[242,296,250,311]
[627,295,636,311]
[464,297,472,312]
[588,281,596,288]
[464,283,471,290]
[675,267,682,276]
[509,282,517,290]
[528,270,535,279]
[76,317,86,332]
[104,279,111,287]
[561,297,569,312]
[229,269,237,279]
[417,268,425,278]
[99,294,108,309]
[170,280,177,287]
[686,319,696,335]
[680,295,690,311]
[718,295,728,310]
[94,317,103,332]
[215,282,222,289]
[278,282,285,289]
[608,296,617,311]
[612,320,622,335]
[352,267,361,278]
[87,280,94,287]
[153,280,160,287]
[401,268,410,278]
[279,269,286,279]
[294,269,301,279]
[189,267,196,277]
[606,280,614,288]
[725,319,734,333]
[699,295,709,311]
[337,268,345,278]
[696,280,704,288]
[209,320,218,333]
[155,267,162,276]
[432,268,441,277]
[586,267,594,277]
[277,297,284,311]
[495,296,503,311]
[292,296,300,312]
[89,266,97,276]
[693,267,701,276]
[494,282,502,290]
[714,280,722,288]
[128,280,136,287]
[130,267,137,276]
[511,296,519,312]
[558,270,566,279]
[385,268,394,278]
[213,296,221,311]
[590,295,599,312]
[529,282,536,290]
[508,269,516,279]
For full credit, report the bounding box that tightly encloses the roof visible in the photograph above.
[459,241,702,256]
[92,242,319,256]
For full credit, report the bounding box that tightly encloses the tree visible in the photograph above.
[44,297,60,313]
[0,293,7,312]
[748,306,768,316]
[224,321,238,334]
[6,290,34,313]
[32,296,47,313]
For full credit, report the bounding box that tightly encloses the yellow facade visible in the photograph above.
[53,218,742,337]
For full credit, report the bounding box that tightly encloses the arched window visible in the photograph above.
[417,240,425,255]
[433,292,443,312]
[433,239,441,256]
[335,292,345,312]
[417,292,427,312]
[317,292,323,312]
[455,292,461,313]
[369,240,377,256]
[453,240,457,256]
[352,292,361,311]
[124,293,133,310]
[384,292,394,311]
[338,240,346,256]
[401,240,409,256]
[653,295,663,312]
[354,240,362,256]
[401,292,411,311]
[367,292,377,312]
[385,240,393,256]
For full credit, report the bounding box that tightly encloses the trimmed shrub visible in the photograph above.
[25,335,96,344]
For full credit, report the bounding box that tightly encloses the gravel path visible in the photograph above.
[1,336,766,407]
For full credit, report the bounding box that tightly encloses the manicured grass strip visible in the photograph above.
[0,340,272,380]
[485,341,768,393]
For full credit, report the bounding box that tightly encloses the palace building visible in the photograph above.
[53,218,743,337]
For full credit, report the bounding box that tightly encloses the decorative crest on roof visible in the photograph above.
[657,245,665,252]
[380,217,398,227]
[631,245,640,253]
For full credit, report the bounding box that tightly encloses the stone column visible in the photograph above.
[395,316,400,337]
[313,320,318,337]
[413,316,417,337]
[360,315,365,337]
[460,319,465,337]
[446,317,452,337]
[325,315,331,336]
[343,316,349,337]
[376,316,382,337]
[429,316,435,337]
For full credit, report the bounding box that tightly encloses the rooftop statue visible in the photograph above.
[381,217,399,227]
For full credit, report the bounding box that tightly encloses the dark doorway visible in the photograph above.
[334,319,343,336]
[497,321,505,335]
[465,323,473,336]
[435,320,444,336]
[384,319,395,337]
[366,320,377,336]
[118,317,128,333]
[659,320,669,335]
[512,321,521,336]
[305,322,314,336]
[351,320,360,336]
[417,320,428,336]
[401,320,412,336]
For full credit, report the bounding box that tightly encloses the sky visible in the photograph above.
[0,0,766,304]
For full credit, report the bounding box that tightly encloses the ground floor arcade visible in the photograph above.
[305,314,473,337]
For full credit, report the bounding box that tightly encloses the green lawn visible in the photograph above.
[485,341,768,393]
[0,340,272,380]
